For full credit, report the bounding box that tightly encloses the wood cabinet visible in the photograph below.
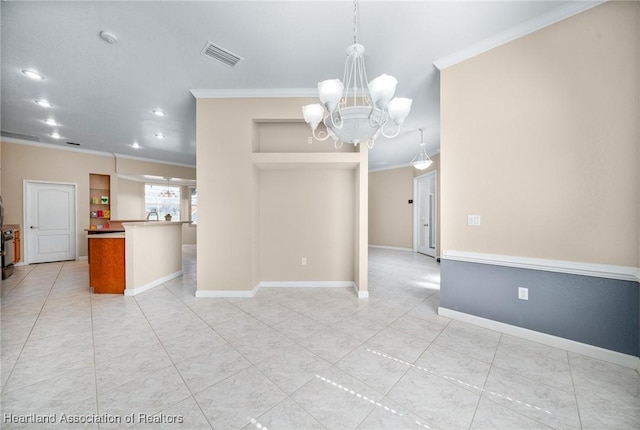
[13,230,20,264]
[89,236,125,294]
[89,174,111,230]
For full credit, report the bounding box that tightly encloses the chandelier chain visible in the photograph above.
[353,0,358,45]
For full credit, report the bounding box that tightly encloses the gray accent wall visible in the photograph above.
[440,260,640,357]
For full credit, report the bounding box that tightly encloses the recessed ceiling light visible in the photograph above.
[152,109,166,117]
[155,133,166,139]
[131,142,141,149]
[43,119,59,126]
[35,99,53,108]
[50,132,61,139]
[99,31,118,44]
[22,69,45,80]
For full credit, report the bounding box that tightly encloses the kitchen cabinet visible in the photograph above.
[88,234,125,294]
[13,229,20,263]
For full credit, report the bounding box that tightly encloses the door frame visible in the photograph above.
[413,170,438,257]
[23,180,78,265]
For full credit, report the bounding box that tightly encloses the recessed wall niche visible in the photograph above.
[253,120,355,153]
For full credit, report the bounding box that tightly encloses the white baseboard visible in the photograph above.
[260,281,355,288]
[124,270,182,296]
[439,307,640,370]
[443,250,640,283]
[369,245,414,252]
[195,283,260,298]
[194,280,369,299]
[78,256,88,261]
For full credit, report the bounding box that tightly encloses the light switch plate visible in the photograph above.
[467,215,481,226]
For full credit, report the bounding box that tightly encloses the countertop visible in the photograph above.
[85,220,190,233]
[2,224,20,232]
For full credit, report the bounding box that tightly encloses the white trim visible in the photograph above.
[369,153,440,173]
[124,270,182,296]
[190,88,317,99]
[112,152,195,169]
[443,250,640,283]
[3,136,195,168]
[260,281,355,288]
[194,280,362,298]
[195,283,260,298]
[439,307,640,370]
[369,245,413,252]
[369,161,414,173]
[433,1,605,70]
[78,256,88,261]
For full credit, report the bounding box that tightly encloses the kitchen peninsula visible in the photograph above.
[87,220,187,295]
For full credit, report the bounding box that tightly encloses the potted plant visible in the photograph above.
[164,214,172,221]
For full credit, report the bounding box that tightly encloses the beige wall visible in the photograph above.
[117,178,145,220]
[260,169,354,281]
[440,1,639,267]
[196,97,368,293]
[125,223,183,292]
[0,141,196,257]
[369,166,414,249]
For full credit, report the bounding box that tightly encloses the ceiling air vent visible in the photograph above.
[201,41,243,67]
[1,130,41,142]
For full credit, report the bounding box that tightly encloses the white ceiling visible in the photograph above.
[1,1,601,170]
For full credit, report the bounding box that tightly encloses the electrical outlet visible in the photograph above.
[301,257,307,266]
[518,287,529,300]
[307,137,313,144]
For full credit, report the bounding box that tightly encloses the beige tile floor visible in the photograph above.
[1,246,638,429]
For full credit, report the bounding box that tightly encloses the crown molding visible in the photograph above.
[190,88,317,99]
[112,152,195,169]
[2,136,195,168]
[433,0,606,70]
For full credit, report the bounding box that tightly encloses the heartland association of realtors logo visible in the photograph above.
[3,413,184,425]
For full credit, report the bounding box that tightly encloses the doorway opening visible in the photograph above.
[413,171,437,258]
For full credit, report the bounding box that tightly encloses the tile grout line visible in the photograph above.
[131,291,215,429]
[88,267,102,430]
[0,263,63,397]
[566,352,585,429]
[467,332,503,429]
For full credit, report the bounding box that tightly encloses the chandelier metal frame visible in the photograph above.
[302,0,412,149]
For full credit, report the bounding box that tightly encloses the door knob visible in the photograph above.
[30,226,38,229]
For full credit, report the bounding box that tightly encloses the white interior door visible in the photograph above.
[415,172,436,257]
[25,181,77,264]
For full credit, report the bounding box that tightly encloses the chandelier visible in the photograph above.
[159,178,176,198]
[302,0,412,149]
[411,129,433,170]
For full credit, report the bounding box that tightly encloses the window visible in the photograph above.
[145,184,180,220]
[189,188,197,224]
